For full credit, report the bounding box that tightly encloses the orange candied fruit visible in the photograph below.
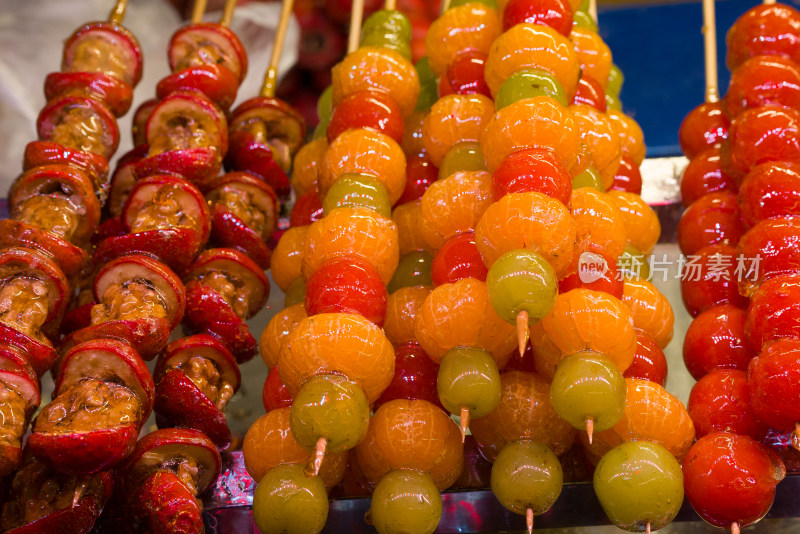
[621,279,675,349]
[320,128,407,204]
[425,2,502,76]
[474,191,577,277]
[420,170,492,240]
[302,207,399,285]
[384,286,432,345]
[485,23,581,98]
[480,96,582,174]
[570,27,613,90]
[422,94,495,167]
[569,104,622,188]
[570,188,627,259]
[291,136,328,198]
[393,200,444,255]
[607,109,647,165]
[270,226,310,292]
[414,278,516,364]
[331,47,420,117]
[260,303,307,369]
[607,190,661,255]
[278,312,395,403]
[355,399,464,490]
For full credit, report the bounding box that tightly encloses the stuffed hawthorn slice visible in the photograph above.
[0,346,40,478]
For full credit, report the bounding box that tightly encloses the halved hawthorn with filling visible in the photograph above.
[132,98,158,148]
[154,334,241,449]
[0,346,40,478]
[0,219,88,281]
[9,165,100,245]
[62,21,143,86]
[168,23,247,84]
[22,141,109,194]
[37,95,119,161]
[107,144,148,218]
[44,71,133,117]
[28,338,154,474]
[156,63,238,112]
[224,130,291,197]
[146,90,228,157]
[132,147,221,192]
[0,453,113,534]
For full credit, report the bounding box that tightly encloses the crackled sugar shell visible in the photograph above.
[570,188,627,259]
[622,279,675,349]
[384,286,433,345]
[422,94,495,167]
[393,200,444,256]
[607,109,646,166]
[291,137,328,198]
[475,191,577,278]
[425,2,502,76]
[569,105,621,188]
[260,303,307,369]
[271,226,309,292]
[570,27,612,90]
[278,312,395,403]
[607,190,661,255]
[420,171,493,241]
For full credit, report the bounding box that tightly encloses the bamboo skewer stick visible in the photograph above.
[261,0,295,97]
[347,0,366,54]
[108,0,128,24]
[220,0,237,27]
[441,0,451,15]
[763,0,776,5]
[191,0,209,23]
[385,0,397,10]
[588,0,598,24]
[702,0,719,103]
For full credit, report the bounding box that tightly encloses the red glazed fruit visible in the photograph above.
[262,366,293,412]
[739,161,800,226]
[726,104,800,182]
[680,146,736,207]
[678,102,729,159]
[680,243,749,317]
[688,369,768,440]
[747,338,800,432]
[327,90,405,144]
[724,55,800,118]
[502,0,574,36]
[745,273,800,352]
[374,342,441,409]
[444,50,492,97]
[677,191,745,255]
[571,75,607,112]
[431,231,488,286]
[304,258,389,326]
[609,156,642,195]
[683,304,753,381]
[623,330,668,387]
[726,3,800,70]
[491,148,571,205]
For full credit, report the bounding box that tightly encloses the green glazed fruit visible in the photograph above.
[416,82,440,112]
[284,276,307,307]
[618,243,651,281]
[550,351,627,433]
[495,69,568,109]
[573,10,598,32]
[317,86,333,124]
[362,10,412,41]
[594,441,684,532]
[253,464,329,534]
[322,173,392,218]
[361,30,412,61]
[369,470,442,534]
[415,57,437,86]
[387,251,434,293]
[290,374,370,453]
[490,440,563,516]
[486,249,558,324]
[438,141,487,179]
[437,347,501,418]
[571,165,605,191]
[606,93,623,111]
[606,63,625,98]
[449,0,499,9]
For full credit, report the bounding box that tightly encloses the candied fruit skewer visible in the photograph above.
[703,0,720,104]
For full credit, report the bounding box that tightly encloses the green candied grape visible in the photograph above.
[606,93,623,111]
[573,10,598,32]
[449,0,499,9]
[490,440,563,517]
[387,251,434,293]
[313,118,329,140]
[572,165,605,191]
[290,374,370,453]
[495,69,568,110]
[322,173,392,218]
[369,470,442,534]
[361,30,412,62]
[486,249,558,325]
[549,351,626,433]
[362,9,412,42]
[618,243,651,281]
[416,82,439,112]
[317,86,333,124]
[438,141,487,179]
[437,347,501,418]
[606,63,625,98]
[253,463,329,534]
[284,276,306,307]
[415,57,436,86]
[594,441,684,532]
[579,0,590,12]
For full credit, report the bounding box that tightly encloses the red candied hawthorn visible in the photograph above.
[678,102,729,159]
[683,304,753,381]
[677,191,745,255]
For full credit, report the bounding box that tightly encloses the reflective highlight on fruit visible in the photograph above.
[369,470,442,534]
[495,69,568,109]
[437,347,502,436]
[322,173,392,218]
[252,463,329,534]
[486,249,558,325]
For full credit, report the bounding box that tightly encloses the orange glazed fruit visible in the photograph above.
[422,94,495,167]
[384,286,432,345]
[420,171,493,240]
[393,200,443,255]
[355,399,464,490]
[607,190,661,255]
[302,207,399,285]
[279,312,395,403]
[607,109,646,165]
[320,128,407,204]
[531,289,637,374]
[470,370,577,460]
[271,226,309,292]
[425,3,502,76]
[570,188,627,259]
[474,191,577,278]
[292,137,328,198]
[480,96,581,174]
[582,378,695,463]
[621,279,675,349]
[242,408,348,488]
[485,23,581,98]
[260,303,307,369]
[414,278,516,364]
[569,105,622,188]
[332,47,420,117]
[570,28,612,90]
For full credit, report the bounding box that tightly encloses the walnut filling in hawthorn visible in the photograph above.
[34,378,142,434]
[235,117,292,171]
[0,383,28,448]
[174,38,233,76]
[90,278,168,324]
[147,111,219,156]
[191,270,251,319]
[162,456,202,497]
[0,273,50,341]
[66,35,135,84]
[46,104,109,158]
[0,457,101,530]
[169,355,234,411]
[15,195,80,241]
[207,186,268,235]
[128,185,199,233]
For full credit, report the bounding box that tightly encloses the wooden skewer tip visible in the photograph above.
[585,418,594,445]
[191,0,209,24]
[460,406,470,443]
[305,436,327,477]
[526,508,534,534]
[220,0,238,27]
[731,522,741,534]
[517,310,530,358]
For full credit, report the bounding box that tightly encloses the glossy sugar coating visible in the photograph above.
[383,286,432,345]
[569,105,622,188]
[355,399,464,490]
[322,174,392,219]
[475,191,577,277]
[291,137,328,198]
[679,243,747,318]
[414,277,516,364]
[369,470,443,534]
[726,3,800,70]
[682,304,752,381]
[485,249,558,324]
[726,105,800,181]
[607,109,646,166]
[270,226,310,292]
[744,273,800,351]
[437,346,502,418]
[570,188,627,260]
[677,102,728,160]
[570,27,612,90]
[607,190,661,255]
[422,94,495,167]
[748,338,800,430]
[438,141,488,178]
[621,279,675,349]
[676,191,744,256]
[387,251,434,293]
[420,171,493,240]
[679,147,735,207]
[253,464,329,534]
[490,440,563,516]
[425,3,502,76]
[723,55,800,118]
[688,369,767,440]
[739,161,800,226]
[393,200,444,255]
[260,303,307,369]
